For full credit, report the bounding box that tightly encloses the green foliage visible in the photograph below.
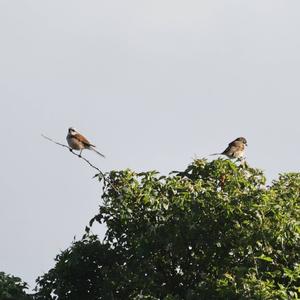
[35,159,300,299]
[0,272,31,300]
[34,237,118,300]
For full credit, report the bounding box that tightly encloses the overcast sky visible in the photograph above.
[0,0,299,290]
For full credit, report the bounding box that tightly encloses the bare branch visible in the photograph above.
[41,134,118,192]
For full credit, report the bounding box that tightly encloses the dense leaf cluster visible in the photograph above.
[33,160,300,299]
[0,272,31,300]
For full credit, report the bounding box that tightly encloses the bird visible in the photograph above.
[66,127,105,158]
[211,137,247,159]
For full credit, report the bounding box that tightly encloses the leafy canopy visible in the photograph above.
[0,272,31,300]
[35,159,300,299]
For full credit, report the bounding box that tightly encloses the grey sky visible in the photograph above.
[0,0,299,290]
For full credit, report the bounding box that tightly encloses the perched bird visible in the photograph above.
[66,127,105,158]
[211,137,247,159]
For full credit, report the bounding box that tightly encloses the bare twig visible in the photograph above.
[41,134,118,192]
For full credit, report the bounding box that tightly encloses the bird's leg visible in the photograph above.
[236,156,244,162]
[79,149,82,157]
[238,157,248,168]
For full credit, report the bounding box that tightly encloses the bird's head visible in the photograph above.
[68,127,77,135]
[236,137,248,146]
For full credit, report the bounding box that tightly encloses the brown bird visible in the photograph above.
[211,137,247,159]
[66,127,105,157]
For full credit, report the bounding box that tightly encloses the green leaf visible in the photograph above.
[255,254,273,262]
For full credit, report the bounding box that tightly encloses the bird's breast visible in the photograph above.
[67,136,83,150]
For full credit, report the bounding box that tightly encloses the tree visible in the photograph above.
[0,272,32,300]
[35,159,300,299]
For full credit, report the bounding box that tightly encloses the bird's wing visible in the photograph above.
[222,145,233,155]
[222,140,243,156]
[74,133,95,147]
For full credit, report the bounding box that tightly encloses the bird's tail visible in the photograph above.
[209,153,221,156]
[90,147,105,158]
